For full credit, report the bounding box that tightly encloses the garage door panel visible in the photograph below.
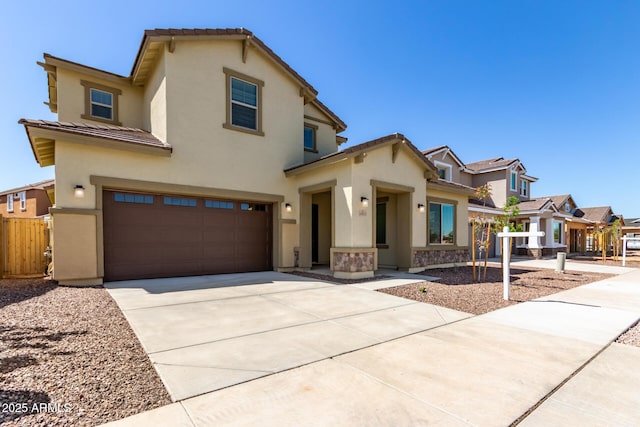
[103,191,272,281]
[202,212,236,226]
[160,228,204,243]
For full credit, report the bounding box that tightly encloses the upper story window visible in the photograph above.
[564,203,571,213]
[223,67,264,136]
[510,171,517,191]
[90,89,113,120]
[81,80,122,125]
[434,161,452,181]
[520,180,528,197]
[19,191,26,210]
[7,194,14,212]
[304,123,318,152]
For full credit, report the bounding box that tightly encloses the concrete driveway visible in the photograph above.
[106,271,469,401]
[104,268,640,426]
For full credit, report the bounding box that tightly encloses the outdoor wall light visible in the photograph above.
[360,197,369,208]
[285,203,292,213]
[418,203,425,213]
[74,185,85,198]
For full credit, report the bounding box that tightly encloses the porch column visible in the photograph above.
[528,217,541,248]
[545,218,555,247]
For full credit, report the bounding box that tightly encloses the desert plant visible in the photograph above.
[610,219,622,261]
[472,184,492,282]
[493,196,522,274]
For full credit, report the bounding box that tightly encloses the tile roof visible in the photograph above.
[428,179,476,195]
[465,157,517,172]
[580,206,613,224]
[41,29,346,132]
[19,119,171,151]
[140,28,317,94]
[517,198,553,211]
[543,194,571,208]
[469,198,497,208]
[285,133,437,176]
[0,179,55,196]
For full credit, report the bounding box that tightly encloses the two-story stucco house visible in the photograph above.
[0,179,54,218]
[21,28,473,285]
[423,146,575,258]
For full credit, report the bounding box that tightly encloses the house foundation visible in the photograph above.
[330,248,377,279]
[412,247,469,269]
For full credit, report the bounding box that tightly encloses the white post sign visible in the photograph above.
[497,225,545,300]
[622,236,640,267]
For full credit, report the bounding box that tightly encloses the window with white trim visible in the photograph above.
[304,124,317,152]
[510,171,517,191]
[434,161,452,181]
[19,191,26,210]
[520,180,528,197]
[553,221,563,244]
[7,194,14,212]
[518,220,530,246]
[80,80,122,125]
[90,89,113,120]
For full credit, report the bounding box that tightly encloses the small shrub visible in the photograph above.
[419,286,427,293]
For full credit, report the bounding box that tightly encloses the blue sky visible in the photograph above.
[1,0,638,216]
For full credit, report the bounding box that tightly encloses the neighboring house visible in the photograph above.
[541,194,590,254]
[0,179,54,218]
[21,28,473,285]
[464,157,537,208]
[424,148,568,258]
[581,206,623,252]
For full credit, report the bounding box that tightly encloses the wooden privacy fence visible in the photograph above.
[0,215,49,278]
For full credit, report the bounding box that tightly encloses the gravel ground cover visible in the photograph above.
[570,251,640,267]
[289,270,391,284]
[616,320,640,348]
[1,267,637,426]
[0,278,171,426]
[379,266,613,315]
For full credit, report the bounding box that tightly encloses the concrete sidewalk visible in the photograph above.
[104,267,640,426]
[509,257,635,275]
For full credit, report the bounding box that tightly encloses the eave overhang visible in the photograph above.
[426,180,476,196]
[284,134,438,179]
[20,122,172,168]
[38,54,132,114]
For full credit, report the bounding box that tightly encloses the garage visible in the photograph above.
[103,190,272,281]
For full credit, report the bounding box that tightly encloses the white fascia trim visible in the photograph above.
[468,206,502,215]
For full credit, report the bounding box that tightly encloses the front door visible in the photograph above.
[312,203,319,263]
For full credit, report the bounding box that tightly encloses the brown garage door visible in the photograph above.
[103,190,272,281]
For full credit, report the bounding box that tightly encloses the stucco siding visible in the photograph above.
[161,40,305,194]
[143,46,168,141]
[55,68,144,128]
